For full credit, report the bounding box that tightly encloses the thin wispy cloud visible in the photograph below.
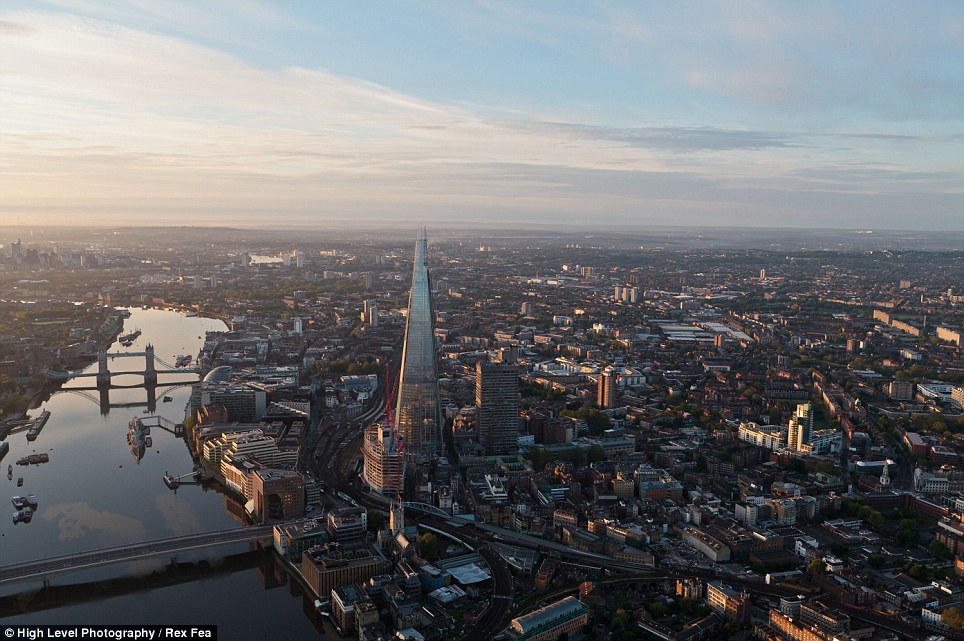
[0,1,961,229]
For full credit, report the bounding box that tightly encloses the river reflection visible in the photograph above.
[0,308,327,637]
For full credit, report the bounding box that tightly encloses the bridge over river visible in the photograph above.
[45,345,201,388]
[0,521,312,586]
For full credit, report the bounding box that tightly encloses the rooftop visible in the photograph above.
[510,596,588,635]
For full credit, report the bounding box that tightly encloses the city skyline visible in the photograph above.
[1,2,962,230]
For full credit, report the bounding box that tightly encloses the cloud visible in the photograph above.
[505,122,799,152]
[0,18,33,34]
[154,494,203,536]
[41,501,148,543]
[0,4,961,230]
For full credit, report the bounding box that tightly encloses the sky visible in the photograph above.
[1,1,962,230]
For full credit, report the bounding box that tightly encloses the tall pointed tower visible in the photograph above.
[390,499,405,535]
[395,227,443,461]
[880,462,891,487]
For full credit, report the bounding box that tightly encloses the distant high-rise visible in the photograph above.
[597,370,616,409]
[362,299,378,327]
[787,403,813,451]
[394,228,443,460]
[476,360,520,455]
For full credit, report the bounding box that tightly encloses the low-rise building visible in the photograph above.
[506,596,589,641]
[302,544,391,597]
[706,580,749,625]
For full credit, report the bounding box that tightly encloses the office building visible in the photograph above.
[362,424,405,494]
[331,585,375,635]
[787,403,813,451]
[327,506,368,544]
[251,468,304,523]
[302,544,391,597]
[273,520,328,562]
[706,580,750,625]
[190,382,267,422]
[476,360,520,455]
[395,228,443,461]
[886,380,915,401]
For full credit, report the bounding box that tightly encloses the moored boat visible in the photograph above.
[25,411,50,442]
[128,417,147,462]
[12,507,33,524]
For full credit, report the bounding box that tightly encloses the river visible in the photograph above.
[0,307,329,637]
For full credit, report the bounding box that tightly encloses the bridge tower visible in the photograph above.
[146,384,157,414]
[98,388,111,416]
[96,350,111,389]
[144,344,157,386]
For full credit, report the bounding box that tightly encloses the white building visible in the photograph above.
[915,468,950,494]
[738,422,785,451]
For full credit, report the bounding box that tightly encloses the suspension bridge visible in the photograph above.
[44,345,201,388]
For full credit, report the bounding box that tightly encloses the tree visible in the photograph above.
[895,529,918,549]
[418,532,440,562]
[905,563,930,581]
[529,447,553,470]
[2,394,27,416]
[807,558,825,574]
[943,607,964,632]
[367,509,385,532]
[868,554,885,569]
[814,461,837,476]
[587,445,606,464]
[611,609,631,632]
[929,540,953,561]
[896,518,919,548]
[27,372,47,390]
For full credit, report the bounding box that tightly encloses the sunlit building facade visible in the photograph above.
[362,424,404,494]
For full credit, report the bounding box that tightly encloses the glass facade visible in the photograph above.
[395,228,443,460]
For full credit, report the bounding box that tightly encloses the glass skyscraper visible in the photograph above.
[395,227,442,460]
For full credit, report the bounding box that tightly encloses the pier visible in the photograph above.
[163,469,199,489]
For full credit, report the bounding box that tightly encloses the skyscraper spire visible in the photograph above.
[394,227,443,461]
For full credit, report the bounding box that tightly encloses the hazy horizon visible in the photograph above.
[2,222,962,253]
[2,2,962,230]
